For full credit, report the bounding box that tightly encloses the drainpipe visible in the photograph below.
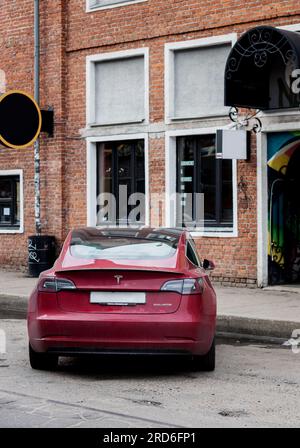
[34,0,41,235]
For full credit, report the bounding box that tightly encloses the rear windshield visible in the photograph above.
[70,236,178,260]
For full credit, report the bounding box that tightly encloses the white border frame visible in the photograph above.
[164,33,237,124]
[86,133,150,227]
[86,48,149,127]
[0,169,24,234]
[86,0,147,13]
[165,127,238,238]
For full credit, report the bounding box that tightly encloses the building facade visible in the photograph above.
[1,0,300,286]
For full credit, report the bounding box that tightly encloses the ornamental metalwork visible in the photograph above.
[228,106,262,133]
[225,27,298,80]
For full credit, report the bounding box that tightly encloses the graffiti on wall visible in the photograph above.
[268,132,300,284]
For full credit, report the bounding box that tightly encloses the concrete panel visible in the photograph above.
[174,44,231,118]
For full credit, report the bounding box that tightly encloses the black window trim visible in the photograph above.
[186,240,201,268]
[176,134,234,229]
[96,140,145,226]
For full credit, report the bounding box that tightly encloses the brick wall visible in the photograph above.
[0,0,67,270]
[0,0,36,270]
[1,0,300,282]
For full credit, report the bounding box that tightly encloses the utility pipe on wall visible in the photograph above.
[34,0,41,235]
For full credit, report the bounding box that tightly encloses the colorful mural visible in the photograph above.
[268,132,300,284]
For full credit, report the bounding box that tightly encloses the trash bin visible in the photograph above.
[28,235,56,278]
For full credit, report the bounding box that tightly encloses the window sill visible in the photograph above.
[0,227,23,234]
[167,112,230,123]
[191,228,237,238]
[88,119,145,127]
[87,0,148,13]
[259,108,300,117]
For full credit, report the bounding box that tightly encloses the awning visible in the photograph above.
[225,26,300,110]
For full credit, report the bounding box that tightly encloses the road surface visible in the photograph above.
[0,319,299,428]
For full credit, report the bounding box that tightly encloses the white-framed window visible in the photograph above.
[165,128,238,238]
[86,48,149,127]
[165,34,237,123]
[86,133,149,227]
[87,0,147,12]
[0,170,24,234]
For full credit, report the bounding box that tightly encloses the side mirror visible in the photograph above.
[203,259,215,271]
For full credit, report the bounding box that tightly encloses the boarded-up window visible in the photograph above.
[94,56,145,125]
[172,44,231,118]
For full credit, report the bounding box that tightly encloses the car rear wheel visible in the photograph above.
[29,344,58,371]
[193,338,215,372]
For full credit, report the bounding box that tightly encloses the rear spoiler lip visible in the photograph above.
[54,267,185,275]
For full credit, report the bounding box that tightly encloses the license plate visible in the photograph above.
[90,292,146,305]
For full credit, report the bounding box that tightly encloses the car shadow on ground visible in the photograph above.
[53,355,206,379]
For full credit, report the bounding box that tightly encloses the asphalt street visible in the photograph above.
[0,318,299,428]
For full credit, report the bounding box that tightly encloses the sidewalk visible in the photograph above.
[216,285,300,341]
[0,270,300,341]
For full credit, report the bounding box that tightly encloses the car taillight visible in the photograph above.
[161,278,204,295]
[39,277,76,292]
[161,280,184,294]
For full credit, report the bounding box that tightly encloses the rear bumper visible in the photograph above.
[47,347,192,357]
[28,311,215,356]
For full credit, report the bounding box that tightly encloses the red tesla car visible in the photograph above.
[27,227,217,371]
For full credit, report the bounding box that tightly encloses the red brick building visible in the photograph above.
[1,0,300,286]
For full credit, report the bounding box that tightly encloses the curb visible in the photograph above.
[0,294,28,305]
[216,331,287,345]
[0,295,28,318]
[217,315,299,340]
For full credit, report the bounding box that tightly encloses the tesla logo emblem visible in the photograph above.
[114,275,123,285]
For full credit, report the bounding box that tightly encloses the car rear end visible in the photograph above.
[27,228,216,365]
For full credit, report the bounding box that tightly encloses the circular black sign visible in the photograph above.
[0,90,42,149]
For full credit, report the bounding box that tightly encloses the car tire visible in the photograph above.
[193,338,215,372]
[29,344,58,371]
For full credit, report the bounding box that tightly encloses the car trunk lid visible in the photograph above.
[55,269,184,314]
